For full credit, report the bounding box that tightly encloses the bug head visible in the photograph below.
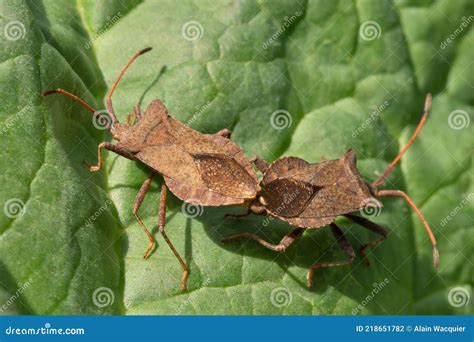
[109,122,131,141]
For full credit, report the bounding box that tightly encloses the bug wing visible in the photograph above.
[167,117,259,187]
[166,117,236,154]
[262,150,377,228]
[164,116,259,200]
[262,156,343,187]
[137,147,257,206]
[164,176,245,206]
[118,100,169,152]
[261,178,319,217]
[134,105,258,205]
[293,150,377,224]
[192,153,258,199]
[262,156,310,184]
[137,145,205,188]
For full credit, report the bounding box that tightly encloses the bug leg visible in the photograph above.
[307,223,355,289]
[222,227,304,252]
[125,104,142,125]
[126,114,134,125]
[82,142,133,171]
[134,104,142,121]
[216,128,231,138]
[158,183,189,292]
[133,172,157,259]
[224,202,265,220]
[224,209,251,220]
[376,189,439,270]
[126,105,142,125]
[82,142,113,171]
[344,214,388,266]
[252,156,270,173]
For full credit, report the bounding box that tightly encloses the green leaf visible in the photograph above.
[1,0,472,315]
[0,0,121,315]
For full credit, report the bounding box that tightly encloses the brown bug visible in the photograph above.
[43,48,259,291]
[223,94,438,288]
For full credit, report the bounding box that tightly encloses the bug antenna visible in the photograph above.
[42,89,115,131]
[42,89,97,113]
[377,189,439,270]
[372,94,432,188]
[106,47,153,125]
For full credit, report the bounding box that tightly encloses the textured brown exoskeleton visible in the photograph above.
[43,48,259,291]
[223,94,438,288]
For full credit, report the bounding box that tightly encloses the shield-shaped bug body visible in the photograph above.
[223,94,437,288]
[43,48,259,291]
